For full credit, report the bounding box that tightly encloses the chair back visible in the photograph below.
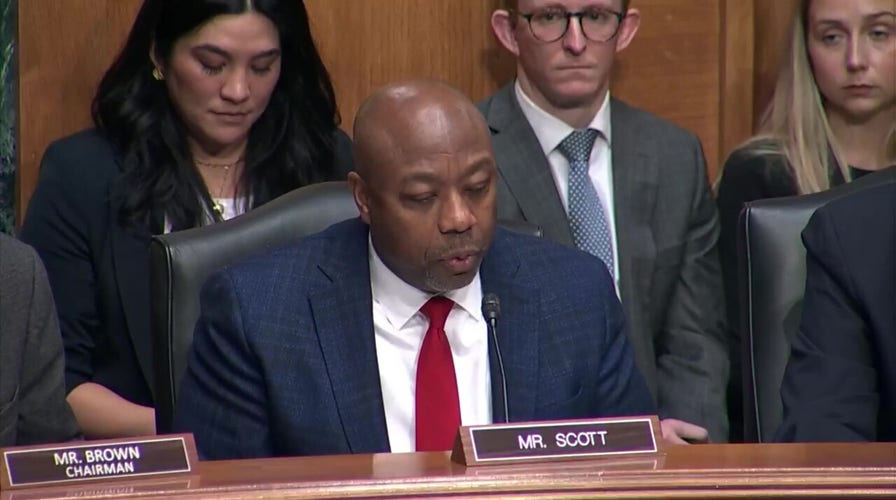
[738,167,896,442]
[150,181,358,432]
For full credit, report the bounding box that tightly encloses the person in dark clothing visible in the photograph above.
[715,0,895,441]
[21,0,352,439]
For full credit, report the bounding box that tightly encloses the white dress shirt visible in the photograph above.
[514,82,620,289]
[369,239,492,453]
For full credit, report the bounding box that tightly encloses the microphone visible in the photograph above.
[482,293,509,423]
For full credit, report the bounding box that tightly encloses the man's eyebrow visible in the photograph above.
[464,158,495,176]
[400,171,440,187]
[866,11,896,20]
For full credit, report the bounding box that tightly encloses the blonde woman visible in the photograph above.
[716,0,895,442]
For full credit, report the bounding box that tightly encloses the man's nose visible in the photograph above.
[438,191,476,234]
[562,16,588,54]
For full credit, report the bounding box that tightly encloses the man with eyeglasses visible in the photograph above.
[479,0,728,444]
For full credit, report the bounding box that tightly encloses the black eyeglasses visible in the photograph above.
[515,8,626,43]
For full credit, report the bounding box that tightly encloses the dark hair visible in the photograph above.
[92,0,342,231]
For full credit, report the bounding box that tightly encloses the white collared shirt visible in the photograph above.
[514,82,620,288]
[369,239,492,453]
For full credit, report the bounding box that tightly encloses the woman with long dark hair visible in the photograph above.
[21,0,351,438]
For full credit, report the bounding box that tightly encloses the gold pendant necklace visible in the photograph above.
[195,157,242,220]
[211,170,227,218]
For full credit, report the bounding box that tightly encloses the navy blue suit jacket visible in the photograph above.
[173,218,654,459]
[777,179,896,442]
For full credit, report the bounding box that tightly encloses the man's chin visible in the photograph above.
[424,269,478,294]
[541,83,603,109]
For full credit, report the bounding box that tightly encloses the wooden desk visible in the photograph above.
[3,443,894,499]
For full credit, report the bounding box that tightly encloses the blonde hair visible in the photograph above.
[739,0,852,194]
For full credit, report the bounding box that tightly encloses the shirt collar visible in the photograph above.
[368,237,483,330]
[514,80,612,155]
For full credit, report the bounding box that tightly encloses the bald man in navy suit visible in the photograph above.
[174,80,654,459]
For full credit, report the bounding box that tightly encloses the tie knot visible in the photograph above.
[557,129,600,164]
[421,296,454,330]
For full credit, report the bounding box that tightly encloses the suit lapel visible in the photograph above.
[486,84,574,245]
[480,230,538,422]
[109,184,155,399]
[309,220,389,453]
[610,99,658,349]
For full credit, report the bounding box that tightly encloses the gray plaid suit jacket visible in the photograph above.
[0,234,80,446]
[478,84,729,441]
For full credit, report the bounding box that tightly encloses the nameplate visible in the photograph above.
[1,434,198,490]
[451,415,662,466]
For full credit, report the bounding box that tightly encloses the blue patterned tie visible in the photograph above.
[558,129,615,278]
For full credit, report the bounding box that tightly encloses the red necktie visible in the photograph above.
[415,296,460,451]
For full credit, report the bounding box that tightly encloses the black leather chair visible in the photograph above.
[738,167,895,442]
[150,181,357,432]
[150,180,542,432]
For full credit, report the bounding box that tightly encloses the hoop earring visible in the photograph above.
[152,67,164,81]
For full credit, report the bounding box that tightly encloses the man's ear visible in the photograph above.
[348,171,372,225]
[614,8,641,53]
[491,9,521,57]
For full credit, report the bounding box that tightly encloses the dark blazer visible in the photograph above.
[20,129,353,407]
[776,178,896,442]
[0,234,80,446]
[173,218,655,459]
[478,84,728,441]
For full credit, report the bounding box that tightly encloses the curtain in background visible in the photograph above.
[0,0,14,234]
